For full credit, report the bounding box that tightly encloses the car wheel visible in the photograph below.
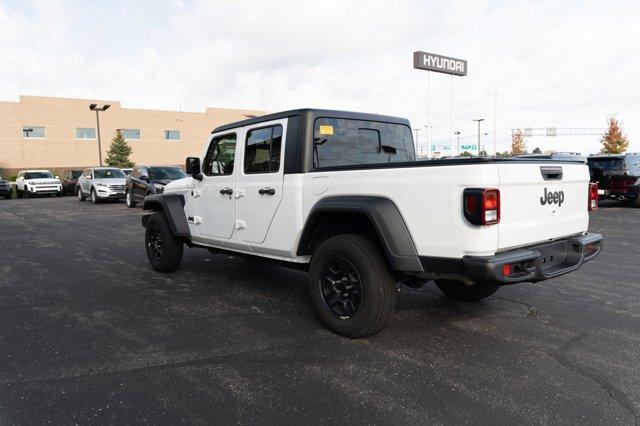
[308,234,397,338]
[435,279,499,302]
[126,190,137,208]
[91,188,100,204]
[145,212,184,272]
[4,193,10,200]
[23,190,30,199]
[78,187,86,201]
[634,195,640,208]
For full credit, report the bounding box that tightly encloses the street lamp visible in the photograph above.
[454,131,461,156]
[23,127,34,138]
[89,103,111,166]
[473,119,485,156]
[412,128,421,157]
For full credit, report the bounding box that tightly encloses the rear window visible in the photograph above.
[313,118,415,169]
[588,157,625,171]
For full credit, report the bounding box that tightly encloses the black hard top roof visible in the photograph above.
[212,108,411,133]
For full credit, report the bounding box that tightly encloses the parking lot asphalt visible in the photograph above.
[0,197,638,424]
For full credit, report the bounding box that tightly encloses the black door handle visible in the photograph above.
[220,188,233,195]
[259,188,276,195]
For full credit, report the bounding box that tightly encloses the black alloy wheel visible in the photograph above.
[147,225,164,263]
[319,257,362,318]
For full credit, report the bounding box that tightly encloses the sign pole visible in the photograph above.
[450,74,454,156]
[426,71,431,158]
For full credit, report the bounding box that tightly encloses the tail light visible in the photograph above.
[463,188,500,225]
[588,182,598,211]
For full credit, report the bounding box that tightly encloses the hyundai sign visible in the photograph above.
[413,51,467,76]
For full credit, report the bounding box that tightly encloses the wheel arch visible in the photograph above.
[297,196,423,272]
[142,194,191,237]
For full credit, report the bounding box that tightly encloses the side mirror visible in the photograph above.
[186,157,203,180]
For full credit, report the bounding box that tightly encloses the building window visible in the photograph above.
[22,126,45,138]
[76,128,96,139]
[121,129,141,140]
[164,130,180,141]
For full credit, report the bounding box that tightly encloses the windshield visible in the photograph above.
[25,172,54,179]
[94,169,126,179]
[149,167,187,180]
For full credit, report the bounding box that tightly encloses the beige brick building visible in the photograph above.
[0,95,263,174]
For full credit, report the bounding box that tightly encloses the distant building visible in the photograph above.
[0,95,264,173]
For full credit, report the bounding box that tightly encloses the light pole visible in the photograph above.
[412,128,421,157]
[454,131,461,156]
[89,103,110,166]
[23,127,34,138]
[473,119,485,156]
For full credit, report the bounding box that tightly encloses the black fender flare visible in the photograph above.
[298,196,423,272]
[141,194,190,237]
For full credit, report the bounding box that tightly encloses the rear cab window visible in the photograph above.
[312,118,415,169]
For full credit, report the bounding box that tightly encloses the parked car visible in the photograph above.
[125,165,187,208]
[77,167,127,204]
[139,108,603,338]
[15,170,63,198]
[514,152,587,162]
[0,175,12,199]
[588,153,640,207]
[121,168,133,176]
[61,170,83,195]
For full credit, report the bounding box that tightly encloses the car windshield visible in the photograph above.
[626,155,640,175]
[25,172,54,179]
[149,167,187,180]
[94,169,126,179]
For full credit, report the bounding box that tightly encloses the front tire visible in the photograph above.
[308,234,397,338]
[634,195,640,208]
[435,279,499,302]
[91,188,100,204]
[126,190,137,208]
[78,187,86,201]
[145,212,184,272]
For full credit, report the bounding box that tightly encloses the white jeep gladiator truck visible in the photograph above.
[141,109,603,338]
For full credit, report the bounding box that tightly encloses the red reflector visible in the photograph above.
[465,195,477,214]
[503,264,510,277]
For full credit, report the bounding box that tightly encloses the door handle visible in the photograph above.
[220,188,233,195]
[258,187,276,195]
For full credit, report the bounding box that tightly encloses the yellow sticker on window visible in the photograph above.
[319,125,334,136]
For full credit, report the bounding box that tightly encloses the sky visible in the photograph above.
[1,0,639,155]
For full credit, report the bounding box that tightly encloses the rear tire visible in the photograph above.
[145,212,184,272]
[308,234,396,338]
[23,190,30,199]
[435,279,499,302]
[126,190,137,208]
[78,187,86,201]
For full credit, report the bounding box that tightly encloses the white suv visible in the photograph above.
[140,109,603,337]
[77,167,127,204]
[15,170,63,198]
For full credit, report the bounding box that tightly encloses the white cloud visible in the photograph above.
[1,0,639,154]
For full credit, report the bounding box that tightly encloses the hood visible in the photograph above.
[165,177,193,191]
[27,178,60,185]
[151,179,173,186]
[94,178,126,186]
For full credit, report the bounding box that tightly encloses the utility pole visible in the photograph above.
[454,131,461,156]
[426,71,431,158]
[473,118,485,156]
[89,103,111,166]
[493,91,498,155]
[412,128,421,157]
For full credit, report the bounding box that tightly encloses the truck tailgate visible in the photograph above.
[497,163,589,251]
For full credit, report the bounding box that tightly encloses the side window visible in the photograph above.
[203,134,237,176]
[244,125,282,174]
[83,169,92,179]
[132,168,139,178]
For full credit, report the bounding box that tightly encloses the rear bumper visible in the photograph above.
[420,233,603,285]
[601,184,639,199]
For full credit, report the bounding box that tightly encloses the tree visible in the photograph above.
[532,147,542,154]
[511,129,526,155]
[600,115,629,154]
[459,151,473,157]
[105,130,134,168]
